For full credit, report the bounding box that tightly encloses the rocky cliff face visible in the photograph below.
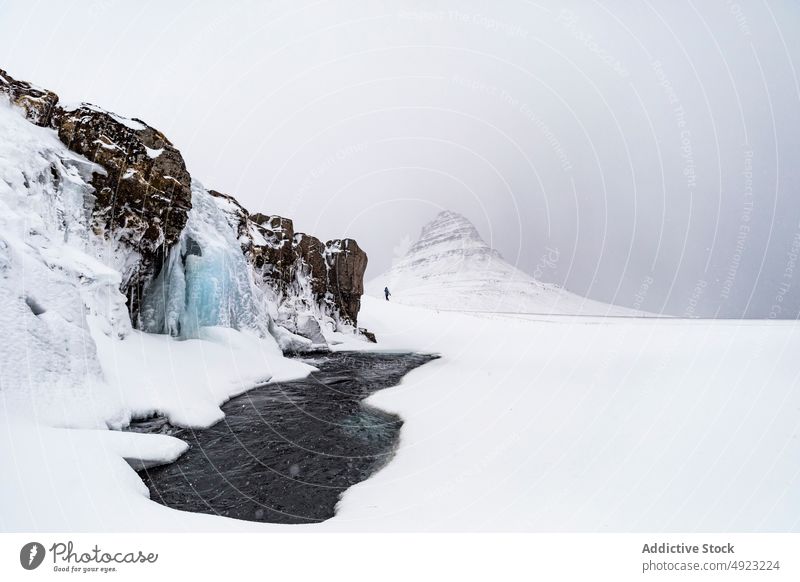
[55,105,193,321]
[1,67,368,344]
[324,238,367,324]
[0,68,192,321]
[208,190,368,331]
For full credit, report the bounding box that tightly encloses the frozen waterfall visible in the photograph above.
[138,184,268,338]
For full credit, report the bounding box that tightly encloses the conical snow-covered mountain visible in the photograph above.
[367,210,641,315]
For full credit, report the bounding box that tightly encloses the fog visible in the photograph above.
[2,0,799,317]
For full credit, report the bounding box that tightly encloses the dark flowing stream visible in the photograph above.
[130,351,437,524]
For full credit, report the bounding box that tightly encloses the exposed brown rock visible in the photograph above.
[325,238,368,325]
[249,214,296,294]
[53,105,193,318]
[208,193,370,329]
[0,68,59,126]
[55,105,192,249]
[293,233,328,297]
[2,68,194,319]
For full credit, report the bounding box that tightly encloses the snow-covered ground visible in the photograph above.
[4,296,799,531]
[332,298,800,531]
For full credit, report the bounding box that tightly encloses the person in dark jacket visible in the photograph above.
[384,287,391,301]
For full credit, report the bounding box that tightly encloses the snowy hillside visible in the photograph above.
[367,210,642,315]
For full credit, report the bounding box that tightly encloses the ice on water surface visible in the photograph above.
[139,184,267,338]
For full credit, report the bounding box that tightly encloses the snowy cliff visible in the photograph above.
[0,67,369,343]
[0,67,370,429]
[0,99,129,426]
[367,210,640,315]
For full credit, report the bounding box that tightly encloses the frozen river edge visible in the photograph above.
[130,351,439,524]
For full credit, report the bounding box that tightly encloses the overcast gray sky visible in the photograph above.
[2,0,800,317]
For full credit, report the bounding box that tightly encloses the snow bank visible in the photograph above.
[326,298,800,532]
[0,421,259,532]
[0,98,128,428]
[91,323,311,428]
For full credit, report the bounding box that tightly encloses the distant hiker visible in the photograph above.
[384,287,391,301]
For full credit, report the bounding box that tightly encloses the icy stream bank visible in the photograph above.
[132,352,437,524]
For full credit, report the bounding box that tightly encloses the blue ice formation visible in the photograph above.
[138,184,266,338]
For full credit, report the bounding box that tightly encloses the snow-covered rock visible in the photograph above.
[0,97,314,430]
[1,67,194,321]
[368,210,640,315]
[0,97,129,428]
[55,101,194,321]
[0,67,58,126]
[0,66,371,345]
[207,188,369,342]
